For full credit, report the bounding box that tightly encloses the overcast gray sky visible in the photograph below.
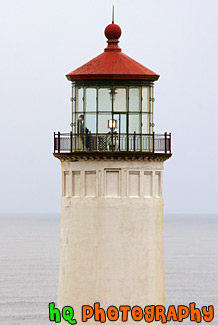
[0,0,217,215]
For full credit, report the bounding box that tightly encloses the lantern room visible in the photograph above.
[54,20,171,156]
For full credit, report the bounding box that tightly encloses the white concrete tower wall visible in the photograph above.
[58,158,165,324]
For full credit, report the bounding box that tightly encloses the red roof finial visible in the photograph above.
[104,7,122,52]
[104,23,121,41]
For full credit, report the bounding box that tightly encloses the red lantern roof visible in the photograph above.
[66,21,159,82]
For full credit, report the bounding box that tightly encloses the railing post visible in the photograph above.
[164,132,167,154]
[83,134,84,151]
[58,132,60,153]
[70,131,72,153]
[112,133,114,152]
[169,132,171,154]
[153,132,155,153]
[127,133,129,152]
[134,131,136,151]
[54,132,56,153]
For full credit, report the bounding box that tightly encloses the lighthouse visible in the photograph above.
[54,17,171,323]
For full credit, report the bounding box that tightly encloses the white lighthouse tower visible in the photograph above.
[54,18,171,324]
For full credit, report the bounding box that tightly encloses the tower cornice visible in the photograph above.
[53,152,172,162]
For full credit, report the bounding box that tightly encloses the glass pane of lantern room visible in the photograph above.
[77,88,84,112]
[98,88,112,112]
[113,114,127,151]
[76,114,85,134]
[86,88,97,112]
[120,114,127,134]
[113,114,120,133]
[142,87,149,112]
[85,114,96,133]
[129,88,140,112]
[98,114,112,133]
[142,114,149,134]
[129,114,140,134]
[113,114,127,133]
[114,88,127,112]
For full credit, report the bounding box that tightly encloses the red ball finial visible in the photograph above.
[104,6,121,40]
[104,6,122,52]
[104,23,122,40]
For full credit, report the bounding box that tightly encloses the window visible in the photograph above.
[129,88,140,112]
[142,114,149,134]
[98,114,112,133]
[85,114,96,133]
[86,88,96,112]
[114,88,127,112]
[77,87,83,112]
[142,87,149,112]
[98,88,112,112]
[129,114,140,133]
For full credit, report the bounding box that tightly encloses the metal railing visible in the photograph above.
[54,132,171,154]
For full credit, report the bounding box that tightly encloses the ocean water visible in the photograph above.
[164,215,218,324]
[0,215,217,324]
